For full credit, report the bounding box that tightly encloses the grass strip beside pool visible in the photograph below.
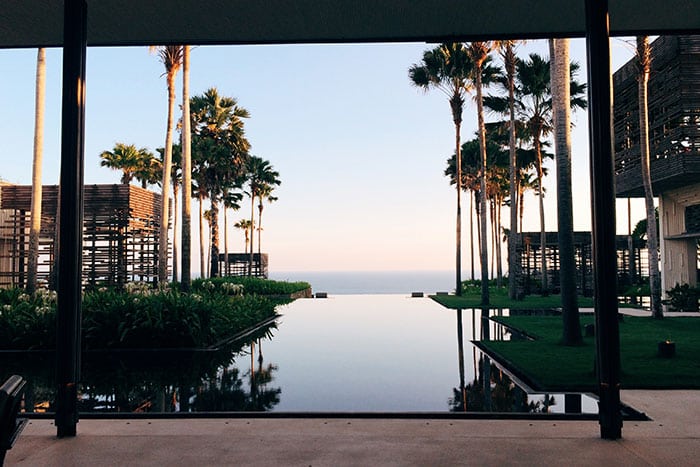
[432,290,595,310]
[481,315,700,391]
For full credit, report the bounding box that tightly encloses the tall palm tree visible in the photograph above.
[491,53,586,295]
[518,53,552,295]
[245,157,280,275]
[180,45,193,290]
[27,47,46,295]
[551,38,584,345]
[499,40,522,300]
[234,219,253,252]
[257,181,279,258]
[100,143,156,186]
[151,45,183,285]
[190,87,250,278]
[467,41,495,305]
[637,36,662,319]
[409,43,473,296]
[157,144,182,282]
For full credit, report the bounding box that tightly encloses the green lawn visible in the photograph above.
[480,315,700,391]
[431,289,595,310]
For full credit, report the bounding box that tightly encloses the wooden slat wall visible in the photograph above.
[0,184,165,289]
[613,35,700,197]
[514,232,647,296]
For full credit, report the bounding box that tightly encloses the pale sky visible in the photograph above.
[0,38,645,275]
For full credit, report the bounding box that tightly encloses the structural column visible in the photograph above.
[55,0,87,438]
[584,0,623,439]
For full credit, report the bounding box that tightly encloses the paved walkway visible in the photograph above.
[5,390,700,466]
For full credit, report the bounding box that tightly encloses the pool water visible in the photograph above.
[4,294,600,415]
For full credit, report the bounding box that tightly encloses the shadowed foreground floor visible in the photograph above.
[6,392,700,466]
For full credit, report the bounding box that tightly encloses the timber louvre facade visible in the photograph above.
[0,184,164,289]
[613,35,700,293]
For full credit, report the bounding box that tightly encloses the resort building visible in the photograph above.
[613,35,700,299]
[0,184,164,288]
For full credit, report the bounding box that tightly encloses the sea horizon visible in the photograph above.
[268,270,459,295]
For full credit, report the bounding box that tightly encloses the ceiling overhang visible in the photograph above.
[1,0,699,49]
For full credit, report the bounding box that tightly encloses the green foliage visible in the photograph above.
[663,283,700,312]
[621,283,650,297]
[0,288,57,349]
[433,286,595,309]
[0,281,292,350]
[483,315,700,390]
[191,276,310,296]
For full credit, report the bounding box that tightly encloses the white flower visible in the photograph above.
[18,293,30,302]
[3,304,12,312]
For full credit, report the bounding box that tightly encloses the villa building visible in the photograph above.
[613,35,700,299]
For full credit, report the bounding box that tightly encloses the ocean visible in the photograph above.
[268,270,456,295]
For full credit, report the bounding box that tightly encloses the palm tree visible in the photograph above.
[222,189,244,275]
[150,45,183,285]
[499,40,523,300]
[245,157,280,275]
[100,143,156,186]
[551,38,584,345]
[26,47,46,295]
[157,144,182,282]
[190,88,250,278]
[257,181,280,258]
[637,36,663,319]
[467,41,495,305]
[409,43,473,296]
[133,152,161,188]
[180,45,193,290]
[489,53,586,295]
[234,219,253,252]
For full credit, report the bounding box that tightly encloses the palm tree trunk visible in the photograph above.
[249,194,255,276]
[181,45,192,291]
[535,136,548,295]
[199,193,206,278]
[519,182,524,234]
[454,119,463,296]
[627,197,636,284]
[209,199,220,277]
[27,47,46,295]
[158,69,177,285]
[490,200,496,278]
[551,38,582,344]
[172,183,179,283]
[506,43,520,299]
[496,197,503,287]
[257,198,263,257]
[476,64,490,305]
[637,35,663,319]
[224,205,229,276]
[470,191,475,281]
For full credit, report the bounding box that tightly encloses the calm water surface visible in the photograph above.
[5,295,598,414]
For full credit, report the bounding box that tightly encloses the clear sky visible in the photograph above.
[0,38,644,275]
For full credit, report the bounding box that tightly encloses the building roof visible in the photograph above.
[2,0,700,49]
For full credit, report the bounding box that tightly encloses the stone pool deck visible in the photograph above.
[6,390,700,466]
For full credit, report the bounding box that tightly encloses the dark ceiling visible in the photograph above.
[1,0,699,48]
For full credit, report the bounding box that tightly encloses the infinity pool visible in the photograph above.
[4,294,600,415]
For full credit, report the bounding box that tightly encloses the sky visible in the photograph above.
[0,38,645,275]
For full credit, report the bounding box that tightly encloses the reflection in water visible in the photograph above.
[2,296,599,414]
[450,307,569,414]
[1,323,281,413]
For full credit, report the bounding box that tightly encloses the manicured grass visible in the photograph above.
[431,288,595,310]
[480,315,700,391]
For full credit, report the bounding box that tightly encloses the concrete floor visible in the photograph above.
[5,390,700,466]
